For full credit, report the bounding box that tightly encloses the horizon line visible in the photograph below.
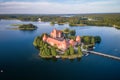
[0,12,120,15]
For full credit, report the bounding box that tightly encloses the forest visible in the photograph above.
[0,13,120,28]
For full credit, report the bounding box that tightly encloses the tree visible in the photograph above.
[50,21,55,26]
[64,50,68,56]
[51,47,57,57]
[78,46,83,56]
[91,37,95,44]
[66,49,70,55]
[64,28,70,33]
[70,30,76,36]
[64,33,69,38]
[46,48,51,56]
[83,36,91,44]
[41,49,45,56]
[94,36,101,43]
[36,38,40,47]
[69,45,74,55]
[44,44,50,56]
[33,37,38,47]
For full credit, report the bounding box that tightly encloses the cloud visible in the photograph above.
[0,1,120,14]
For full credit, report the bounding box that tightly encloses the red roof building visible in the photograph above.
[43,29,81,51]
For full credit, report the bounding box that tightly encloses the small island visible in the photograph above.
[18,24,37,30]
[33,28,101,59]
[11,23,37,30]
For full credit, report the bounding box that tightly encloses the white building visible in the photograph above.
[38,18,41,22]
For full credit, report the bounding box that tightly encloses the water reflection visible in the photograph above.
[41,57,58,62]
[40,57,82,62]
[19,29,37,33]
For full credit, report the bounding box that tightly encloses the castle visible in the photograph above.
[43,28,81,51]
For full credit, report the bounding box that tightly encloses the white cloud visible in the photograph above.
[0,1,120,14]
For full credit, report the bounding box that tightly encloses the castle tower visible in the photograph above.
[50,28,63,38]
[53,28,57,33]
[43,34,47,41]
[76,36,81,44]
[50,28,56,38]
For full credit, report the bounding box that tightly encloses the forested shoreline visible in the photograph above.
[0,13,120,28]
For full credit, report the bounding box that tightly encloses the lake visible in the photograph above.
[0,20,120,80]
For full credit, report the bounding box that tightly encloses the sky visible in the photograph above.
[0,0,120,14]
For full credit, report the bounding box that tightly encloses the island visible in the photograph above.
[18,24,37,30]
[11,23,37,30]
[33,28,101,59]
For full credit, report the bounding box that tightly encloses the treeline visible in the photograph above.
[0,14,39,21]
[67,13,120,28]
[81,36,101,45]
[63,45,83,57]
[79,14,120,27]
[81,36,101,49]
[1,13,120,28]
[0,14,69,22]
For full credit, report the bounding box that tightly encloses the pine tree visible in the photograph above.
[69,45,74,55]
[78,46,83,56]
[66,49,70,55]
[51,47,57,57]
[64,50,68,56]
[91,37,95,44]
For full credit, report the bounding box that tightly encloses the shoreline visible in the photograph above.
[39,53,82,59]
[1,19,120,29]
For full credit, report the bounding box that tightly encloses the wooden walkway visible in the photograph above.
[85,51,120,61]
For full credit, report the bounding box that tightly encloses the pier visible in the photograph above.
[85,51,120,61]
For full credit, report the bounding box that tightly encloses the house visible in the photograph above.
[38,18,41,22]
[43,29,81,51]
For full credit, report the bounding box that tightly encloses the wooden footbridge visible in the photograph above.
[85,51,120,61]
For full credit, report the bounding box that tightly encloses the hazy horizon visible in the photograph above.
[0,0,120,14]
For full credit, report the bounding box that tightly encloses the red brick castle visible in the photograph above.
[43,29,81,51]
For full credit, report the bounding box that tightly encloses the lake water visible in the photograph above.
[0,20,120,80]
